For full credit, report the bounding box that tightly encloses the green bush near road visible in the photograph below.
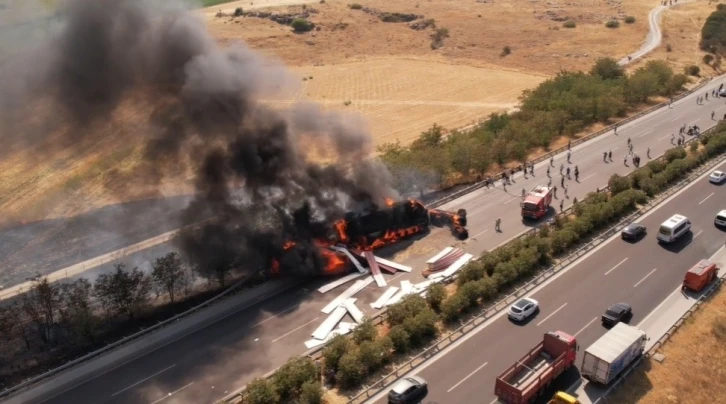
[606,20,620,28]
[377,58,688,195]
[701,4,726,53]
[243,356,321,404]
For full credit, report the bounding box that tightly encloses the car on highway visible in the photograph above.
[388,376,428,404]
[621,223,646,241]
[716,210,726,227]
[709,170,726,184]
[601,302,632,326]
[508,297,539,322]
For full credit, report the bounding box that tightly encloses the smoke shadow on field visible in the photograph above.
[0,194,197,289]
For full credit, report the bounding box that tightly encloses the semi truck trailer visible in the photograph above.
[580,322,648,385]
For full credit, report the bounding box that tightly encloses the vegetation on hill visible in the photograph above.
[378,58,688,196]
[700,4,726,53]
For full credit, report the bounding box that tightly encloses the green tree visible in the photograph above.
[291,18,314,32]
[700,6,726,52]
[590,57,625,80]
[337,349,365,388]
[245,377,279,404]
[352,318,377,344]
[627,71,659,103]
[411,124,445,149]
[608,174,631,195]
[273,356,318,400]
[93,263,152,320]
[151,252,191,303]
[298,381,323,404]
[21,276,61,344]
[322,334,350,371]
[388,325,411,353]
[426,282,446,310]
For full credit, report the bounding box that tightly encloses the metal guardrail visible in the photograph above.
[426,75,715,210]
[592,273,725,403]
[0,274,257,400]
[221,120,726,404]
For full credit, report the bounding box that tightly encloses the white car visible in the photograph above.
[709,170,726,184]
[508,297,539,321]
[716,210,726,227]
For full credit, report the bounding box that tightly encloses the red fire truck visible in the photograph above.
[521,185,553,220]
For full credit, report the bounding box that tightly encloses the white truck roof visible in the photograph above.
[586,323,646,364]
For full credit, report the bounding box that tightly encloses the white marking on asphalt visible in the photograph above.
[469,229,490,239]
[694,230,704,239]
[604,257,628,276]
[658,133,672,141]
[447,362,489,393]
[537,303,567,326]
[574,317,598,337]
[505,197,520,204]
[252,304,298,327]
[671,114,684,122]
[699,192,714,205]
[634,268,658,288]
[638,129,653,138]
[111,364,176,397]
[580,173,597,182]
[271,317,321,342]
[149,382,195,404]
[490,398,500,404]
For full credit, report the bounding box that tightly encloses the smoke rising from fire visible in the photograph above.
[0,0,399,278]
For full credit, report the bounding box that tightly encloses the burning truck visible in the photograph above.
[270,199,468,277]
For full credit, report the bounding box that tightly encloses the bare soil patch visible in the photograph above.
[608,286,726,404]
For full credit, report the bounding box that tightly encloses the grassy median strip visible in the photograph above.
[234,127,726,404]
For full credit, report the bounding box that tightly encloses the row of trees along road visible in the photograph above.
[378,57,690,196]
[0,252,194,387]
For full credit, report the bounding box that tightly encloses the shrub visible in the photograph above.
[590,57,625,79]
[352,318,377,344]
[666,43,673,52]
[388,325,411,353]
[459,281,481,308]
[358,340,387,372]
[298,381,323,404]
[337,350,365,388]
[245,378,280,404]
[273,356,318,400]
[440,293,467,322]
[291,18,314,32]
[501,45,512,56]
[608,173,632,195]
[387,294,429,326]
[402,307,439,346]
[713,316,726,341]
[563,20,576,28]
[322,334,351,372]
[704,54,715,65]
[349,3,362,9]
[685,65,701,76]
[664,146,687,162]
[690,140,699,153]
[426,282,447,310]
[624,16,636,24]
[605,19,620,28]
[646,159,666,174]
[234,7,244,16]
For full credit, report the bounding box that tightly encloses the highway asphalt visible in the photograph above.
[16,79,726,404]
[367,159,726,404]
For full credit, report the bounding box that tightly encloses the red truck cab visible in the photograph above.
[683,259,719,292]
[521,186,553,220]
[495,330,577,404]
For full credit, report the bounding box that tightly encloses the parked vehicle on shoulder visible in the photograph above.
[621,223,646,241]
[508,297,539,322]
[657,214,691,243]
[388,376,428,404]
[683,259,720,292]
[581,323,648,385]
[601,303,632,326]
[715,210,726,227]
[709,170,726,184]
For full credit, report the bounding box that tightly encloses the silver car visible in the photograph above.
[388,376,428,404]
[508,297,539,321]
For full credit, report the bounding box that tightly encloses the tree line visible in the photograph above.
[0,252,196,387]
[378,58,689,196]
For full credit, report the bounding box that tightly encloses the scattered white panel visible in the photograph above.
[317,272,368,294]
[386,281,414,306]
[343,298,365,324]
[442,253,473,277]
[338,321,357,330]
[428,273,447,281]
[371,287,399,309]
[359,253,412,272]
[413,280,433,293]
[304,326,353,349]
[333,246,367,273]
[321,277,374,314]
[312,306,347,340]
[427,247,454,266]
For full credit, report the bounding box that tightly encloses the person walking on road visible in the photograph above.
[550,156,554,167]
[647,147,651,159]
[567,140,571,150]
[671,133,675,144]
[627,137,631,146]
[567,150,572,163]
[547,177,552,187]
[624,155,628,166]
[522,188,526,198]
[603,151,608,162]
[566,166,571,180]
[564,185,569,199]
[560,163,564,175]
[553,185,558,199]
[561,175,565,187]
[560,200,564,212]
[614,124,618,135]
[574,166,579,182]
[608,150,613,161]
[495,218,501,232]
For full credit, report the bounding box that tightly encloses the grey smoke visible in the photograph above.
[0,0,398,278]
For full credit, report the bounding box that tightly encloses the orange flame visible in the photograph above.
[271,258,280,274]
[369,225,424,250]
[283,241,296,250]
[319,248,348,275]
[385,197,395,207]
[334,220,349,244]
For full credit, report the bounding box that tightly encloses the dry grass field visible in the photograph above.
[608,287,726,404]
[631,1,716,76]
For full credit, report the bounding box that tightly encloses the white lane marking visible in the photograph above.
[447,362,489,393]
[580,173,597,182]
[149,382,195,404]
[634,268,658,288]
[671,114,684,122]
[252,304,298,327]
[271,317,320,342]
[505,197,520,204]
[111,364,176,397]
[638,129,654,138]
[658,133,672,141]
[489,399,500,404]
[469,229,489,240]
[694,230,704,239]
[699,192,714,205]
[574,317,599,337]
[604,257,629,276]
[536,303,568,327]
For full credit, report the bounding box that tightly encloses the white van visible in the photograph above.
[657,214,691,243]
[715,210,726,227]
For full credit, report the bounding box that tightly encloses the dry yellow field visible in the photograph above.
[608,287,726,404]
[632,1,716,75]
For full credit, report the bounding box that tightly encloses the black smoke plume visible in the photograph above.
[0,0,397,280]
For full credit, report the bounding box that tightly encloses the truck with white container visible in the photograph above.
[580,323,648,385]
